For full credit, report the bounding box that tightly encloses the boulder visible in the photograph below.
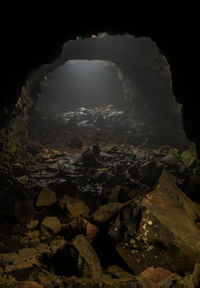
[81,150,103,168]
[139,161,162,186]
[15,200,35,224]
[181,150,197,168]
[73,234,102,279]
[160,153,179,167]
[92,202,124,223]
[114,171,200,275]
[59,196,89,216]
[139,171,200,273]
[26,219,39,229]
[41,216,61,234]
[36,187,57,207]
[139,266,172,285]
[128,165,139,179]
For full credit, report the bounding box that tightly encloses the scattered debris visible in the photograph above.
[1,105,200,287]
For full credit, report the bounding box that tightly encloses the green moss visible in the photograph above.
[181,150,197,168]
[104,145,120,154]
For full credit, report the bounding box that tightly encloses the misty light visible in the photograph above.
[39,60,124,115]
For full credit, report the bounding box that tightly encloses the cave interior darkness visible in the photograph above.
[1,29,200,287]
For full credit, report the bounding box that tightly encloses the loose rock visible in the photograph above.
[59,196,89,216]
[73,234,102,279]
[41,217,61,234]
[36,187,57,207]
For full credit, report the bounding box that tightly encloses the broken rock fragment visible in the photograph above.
[36,187,57,207]
[73,234,102,279]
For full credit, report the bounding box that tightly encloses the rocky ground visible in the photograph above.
[1,106,200,287]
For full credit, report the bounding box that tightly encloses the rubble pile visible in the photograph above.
[29,105,187,149]
[0,106,200,287]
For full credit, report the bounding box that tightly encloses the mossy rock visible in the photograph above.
[181,150,197,168]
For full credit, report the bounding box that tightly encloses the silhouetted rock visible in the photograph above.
[81,150,103,168]
[184,174,200,202]
[139,161,162,186]
[15,200,35,224]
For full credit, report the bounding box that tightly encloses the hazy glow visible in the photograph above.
[39,60,124,115]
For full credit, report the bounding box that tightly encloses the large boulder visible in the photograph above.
[139,171,200,273]
[115,171,200,275]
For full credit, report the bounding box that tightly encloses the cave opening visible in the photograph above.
[1,33,200,286]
